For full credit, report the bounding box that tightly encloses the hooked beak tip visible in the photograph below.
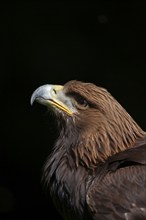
[30,92,37,106]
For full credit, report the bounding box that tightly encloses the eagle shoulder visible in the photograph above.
[86,145,146,220]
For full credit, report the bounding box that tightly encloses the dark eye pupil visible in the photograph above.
[77,97,87,106]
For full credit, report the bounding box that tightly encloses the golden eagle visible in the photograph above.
[31,80,146,220]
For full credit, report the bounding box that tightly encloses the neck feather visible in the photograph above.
[71,106,146,168]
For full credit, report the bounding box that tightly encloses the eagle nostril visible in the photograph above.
[52,88,57,95]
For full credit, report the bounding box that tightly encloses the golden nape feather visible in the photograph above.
[31,80,146,220]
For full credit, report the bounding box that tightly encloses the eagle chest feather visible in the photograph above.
[43,141,92,220]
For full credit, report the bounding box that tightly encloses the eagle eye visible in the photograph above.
[67,92,89,110]
[73,94,89,110]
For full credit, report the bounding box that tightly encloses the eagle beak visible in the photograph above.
[30,84,73,115]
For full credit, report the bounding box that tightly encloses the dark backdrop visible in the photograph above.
[1,1,146,220]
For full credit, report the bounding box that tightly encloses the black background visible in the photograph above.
[1,1,146,220]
